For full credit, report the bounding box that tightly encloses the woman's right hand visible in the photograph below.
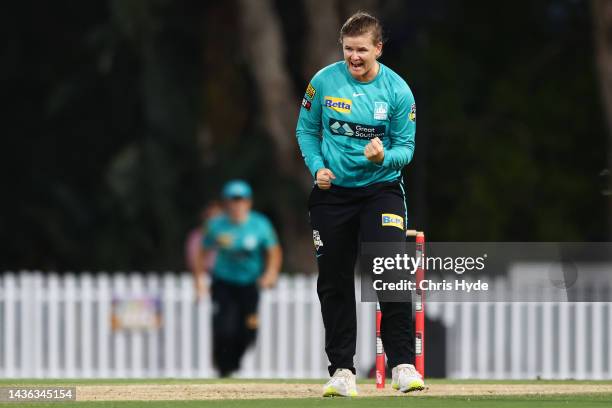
[316,168,336,190]
[194,275,208,302]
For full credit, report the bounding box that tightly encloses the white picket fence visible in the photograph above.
[0,271,611,379]
[0,272,376,378]
[432,265,612,380]
[428,295,612,379]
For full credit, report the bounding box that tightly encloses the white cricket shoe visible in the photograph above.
[391,364,425,392]
[322,368,358,397]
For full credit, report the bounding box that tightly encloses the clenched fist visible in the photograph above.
[316,168,336,190]
[364,137,385,163]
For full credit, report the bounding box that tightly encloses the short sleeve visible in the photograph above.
[202,220,217,249]
[259,216,279,249]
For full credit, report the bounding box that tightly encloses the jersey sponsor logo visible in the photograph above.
[305,83,316,100]
[373,101,388,120]
[324,96,352,114]
[328,119,385,140]
[381,213,404,230]
[217,233,234,248]
[301,97,311,111]
[409,103,416,122]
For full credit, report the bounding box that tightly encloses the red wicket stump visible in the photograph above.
[376,229,425,389]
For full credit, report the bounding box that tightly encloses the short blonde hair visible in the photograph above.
[339,11,383,45]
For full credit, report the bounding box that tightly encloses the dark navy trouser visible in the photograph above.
[309,180,414,376]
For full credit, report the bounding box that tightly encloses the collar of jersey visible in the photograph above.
[227,212,251,226]
[342,61,384,85]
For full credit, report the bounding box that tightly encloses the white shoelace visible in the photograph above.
[327,369,354,389]
[398,364,421,378]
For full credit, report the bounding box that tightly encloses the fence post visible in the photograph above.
[47,273,60,377]
[493,276,506,379]
[162,272,176,377]
[542,299,553,379]
[64,273,77,378]
[112,274,127,377]
[3,273,16,378]
[259,285,273,378]
[592,294,603,380]
[276,277,289,378]
[130,273,145,378]
[293,274,306,379]
[146,273,161,378]
[575,296,587,380]
[32,271,44,378]
[81,273,93,378]
[309,276,325,378]
[179,273,193,378]
[194,274,210,378]
[97,273,111,377]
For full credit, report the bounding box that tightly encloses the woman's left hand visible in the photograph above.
[258,270,278,289]
[364,137,385,163]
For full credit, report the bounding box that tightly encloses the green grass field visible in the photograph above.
[1,396,612,408]
[0,379,610,408]
[1,378,611,385]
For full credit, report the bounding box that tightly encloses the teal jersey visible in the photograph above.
[296,61,416,187]
[202,211,278,285]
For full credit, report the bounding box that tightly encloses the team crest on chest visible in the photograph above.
[373,102,388,120]
[243,235,258,250]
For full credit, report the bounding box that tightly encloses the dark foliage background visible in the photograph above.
[1,0,609,272]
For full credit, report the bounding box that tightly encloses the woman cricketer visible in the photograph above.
[296,12,424,396]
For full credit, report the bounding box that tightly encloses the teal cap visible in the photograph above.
[221,179,252,199]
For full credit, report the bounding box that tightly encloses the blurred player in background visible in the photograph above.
[192,180,282,377]
[296,12,423,396]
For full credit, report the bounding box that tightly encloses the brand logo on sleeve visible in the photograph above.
[409,103,416,122]
[324,96,352,114]
[301,97,311,111]
[305,83,316,100]
[381,213,404,230]
[373,102,388,120]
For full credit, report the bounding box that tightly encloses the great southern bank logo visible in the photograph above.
[324,96,352,114]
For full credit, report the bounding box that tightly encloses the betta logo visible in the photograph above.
[324,96,352,114]
[381,213,404,230]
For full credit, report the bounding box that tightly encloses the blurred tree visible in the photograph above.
[0,0,608,272]
[592,0,612,238]
[236,0,313,270]
[302,0,341,80]
[388,1,607,241]
[236,0,306,184]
